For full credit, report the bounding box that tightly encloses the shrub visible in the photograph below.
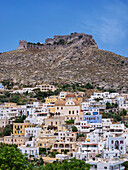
[72,126,78,132]
[85,83,94,89]
[78,35,83,39]
[58,39,65,45]
[65,119,74,124]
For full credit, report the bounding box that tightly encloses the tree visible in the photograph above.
[14,115,26,123]
[122,161,128,170]
[65,119,74,124]
[5,91,10,97]
[49,151,59,158]
[0,144,33,170]
[72,126,78,132]
[10,94,20,104]
[77,134,84,138]
[2,124,13,136]
[106,102,111,109]
[95,154,101,157]
[38,158,90,170]
[108,89,116,93]
[58,39,65,45]
[85,83,93,89]
[113,114,122,122]
[39,148,47,155]
[120,109,127,116]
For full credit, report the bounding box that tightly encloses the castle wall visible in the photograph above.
[18,33,98,50]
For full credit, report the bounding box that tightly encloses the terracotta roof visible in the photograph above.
[55,100,66,106]
[55,100,80,106]
[66,93,76,98]
[73,101,81,106]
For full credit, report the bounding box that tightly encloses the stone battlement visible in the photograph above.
[18,33,98,50]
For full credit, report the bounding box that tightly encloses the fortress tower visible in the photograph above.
[18,40,27,49]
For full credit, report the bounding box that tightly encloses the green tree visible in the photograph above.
[72,126,78,132]
[77,134,84,138]
[14,115,27,123]
[106,102,111,109]
[5,91,10,97]
[2,124,13,136]
[58,39,65,45]
[10,94,20,104]
[108,89,116,93]
[85,83,93,89]
[122,161,128,170]
[65,119,74,124]
[0,144,33,170]
[120,109,127,116]
[38,158,90,170]
[113,114,122,122]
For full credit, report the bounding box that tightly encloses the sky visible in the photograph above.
[0,0,128,57]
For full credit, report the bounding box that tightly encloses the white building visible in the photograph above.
[11,88,34,94]
[110,124,124,135]
[59,92,67,99]
[89,160,125,170]
[102,149,120,159]
[18,145,39,157]
[102,119,112,132]
[56,154,70,160]
[25,127,41,138]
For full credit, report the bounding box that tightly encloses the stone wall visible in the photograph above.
[18,33,98,50]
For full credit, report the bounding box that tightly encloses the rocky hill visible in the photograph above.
[0,33,128,91]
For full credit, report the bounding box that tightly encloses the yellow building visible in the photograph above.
[45,96,59,104]
[37,133,56,148]
[77,95,83,102]
[12,122,33,136]
[44,96,59,113]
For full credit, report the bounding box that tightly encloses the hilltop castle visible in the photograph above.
[18,33,98,50]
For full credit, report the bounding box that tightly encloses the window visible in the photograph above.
[57,107,59,110]
[61,107,63,110]
[104,167,107,169]
[111,140,113,144]
[69,111,71,114]
[120,141,123,144]
[72,111,74,114]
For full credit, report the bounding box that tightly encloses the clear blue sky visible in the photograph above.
[0,0,128,57]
